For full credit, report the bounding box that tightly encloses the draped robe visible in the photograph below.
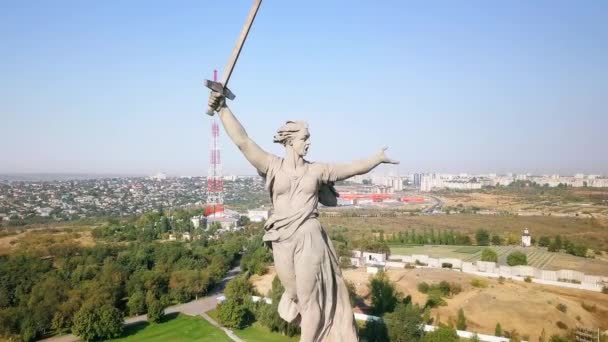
[261,155,358,342]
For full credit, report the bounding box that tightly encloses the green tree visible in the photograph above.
[481,248,498,262]
[146,291,166,323]
[360,319,388,342]
[127,290,146,316]
[256,276,300,336]
[72,303,123,342]
[384,303,424,342]
[146,299,165,323]
[241,244,272,276]
[457,308,467,331]
[369,271,400,315]
[224,275,254,304]
[423,326,459,342]
[507,251,528,266]
[217,298,249,329]
[51,293,82,334]
[475,229,490,246]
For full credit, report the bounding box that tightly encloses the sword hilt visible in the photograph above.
[205,80,236,116]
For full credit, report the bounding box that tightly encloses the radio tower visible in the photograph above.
[206,69,224,217]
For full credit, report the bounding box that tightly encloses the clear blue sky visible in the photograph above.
[1,0,607,176]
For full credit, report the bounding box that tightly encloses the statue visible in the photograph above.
[208,92,398,342]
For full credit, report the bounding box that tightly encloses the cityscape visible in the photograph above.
[2,171,607,224]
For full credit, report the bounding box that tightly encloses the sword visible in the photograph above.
[205,0,263,115]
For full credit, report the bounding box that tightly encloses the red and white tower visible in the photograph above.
[206,70,224,217]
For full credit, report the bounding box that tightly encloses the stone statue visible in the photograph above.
[208,92,398,342]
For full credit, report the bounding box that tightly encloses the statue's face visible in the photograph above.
[290,129,310,157]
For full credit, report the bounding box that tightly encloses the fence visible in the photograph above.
[387,254,607,292]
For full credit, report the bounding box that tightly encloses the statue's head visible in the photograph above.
[274,121,310,157]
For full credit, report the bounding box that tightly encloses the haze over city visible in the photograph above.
[1,1,607,175]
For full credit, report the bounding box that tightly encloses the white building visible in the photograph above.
[183,232,191,241]
[350,250,387,267]
[206,216,239,231]
[247,208,270,222]
[190,215,204,228]
[521,228,531,247]
[151,172,167,181]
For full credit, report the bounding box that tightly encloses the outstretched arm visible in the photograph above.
[208,92,271,174]
[330,148,399,182]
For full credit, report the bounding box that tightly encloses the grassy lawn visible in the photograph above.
[109,313,232,342]
[453,246,483,254]
[235,323,300,342]
[207,309,299,342]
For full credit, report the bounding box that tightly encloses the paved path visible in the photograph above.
[201,312,244,342]
[39,266,242,342]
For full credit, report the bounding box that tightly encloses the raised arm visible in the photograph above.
[208,92,271,174]
[330,148,399,181]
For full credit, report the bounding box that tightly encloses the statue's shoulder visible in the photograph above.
[304,160,327,174]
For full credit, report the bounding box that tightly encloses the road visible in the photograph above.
[39,266,242,342]
[422,195,444,214]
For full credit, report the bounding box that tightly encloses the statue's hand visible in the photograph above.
[378,147,399,164]
[208,91,226,114]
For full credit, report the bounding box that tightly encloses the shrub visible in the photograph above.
[423,325,459,342]
[602,286,608,294]
[581,302,597,312]
[495,323,503,336]
[442,263,453,268]
[506,251,527,266]
[450,283,462,295]
[524,276,532,283]
[418,282,430,293]
[415,260,428,266]
[471,278,488,288]
[555,321,568,330]
[425,291,447,308]
[538,236,551,247]
[550,335,569,342]
[481,248,498,262]
[556,303,567,313]
[438,281,451,296]
[498,276,505,284]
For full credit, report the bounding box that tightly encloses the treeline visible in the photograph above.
[538,235,589,257]
[92,208,206,242]
[0,230,244,341]
[383,229,473,246]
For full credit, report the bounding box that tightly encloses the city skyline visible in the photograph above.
[1,1,607,175]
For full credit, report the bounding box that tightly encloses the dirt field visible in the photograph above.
[321,214,608,252]
[251,267,608,341]
[438,188,608,217]
[0,226,95,255]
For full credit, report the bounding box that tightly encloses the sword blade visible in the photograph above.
[221,0,262,87]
